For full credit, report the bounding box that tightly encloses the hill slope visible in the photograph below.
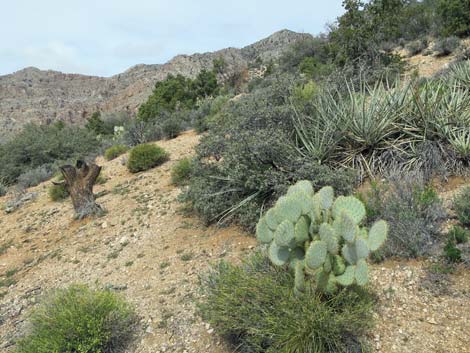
[0,30,311,139]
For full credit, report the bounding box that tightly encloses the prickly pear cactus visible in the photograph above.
[256,180,388,294]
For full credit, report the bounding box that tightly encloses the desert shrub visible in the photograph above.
[0,123,101,185]
[127,144,169,173]
[448,225,470,244]
[193,95,231,133]
[433,36,460,56]
[405,39,427,57]
[444,240,462,263]
[186,77,356,230]
[122,120,163,146]
[161,118,182,139]
[171,158,193,186]
[364,173,446,259]
[104,145,128,161]
[437,0,470,37]
[16,284,137,353]
[17,165,53,188]
[49,183,69,202]
[199,253,374,353]
[453,186,470,226]
[0,180,7,197]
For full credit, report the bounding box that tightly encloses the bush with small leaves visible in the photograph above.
[127,144,169,173]
[161,118,182,139]
[48,183,69,202]
[16,284,137,353]
[444,240,462,263]
[104,145,128,161]
[405,39,427,57]
[17,166,54,188]
[256,180,388,294]
[171,158,193,186]
[199,253,374,353]
[433,36,460,56]
[453,186,470,226]
[448,225,469,244]
[0,180,7,197]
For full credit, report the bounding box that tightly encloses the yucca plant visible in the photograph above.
[448,61,470,89]
[448,129,470,159]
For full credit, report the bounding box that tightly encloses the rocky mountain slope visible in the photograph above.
[0,30,311,139]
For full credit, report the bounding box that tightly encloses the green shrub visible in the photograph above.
[0,123,100,185]
[199,253,374,353]
[444,240,462,263]
[127,144,169,173]
[171,158,193,186]
[48,183,69,202]
[0,180,7,197]
[437,0,470,37]
[365,174,446,259]
[161,118,182,139]
[16,284,137,353]
[405,39,427,57]
[433,36,460,57]
[453,186,470,226]
[104,145,128,161]
[448,225,469,244]
[17,166,53,188]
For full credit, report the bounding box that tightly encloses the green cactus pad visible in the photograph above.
[368,220,388,251]
[274,220,296,248]
[332,195,366,224]
[325,273,338,293]
[332,255,346,275]
[268,242,290,266]
[355,238,370,259]
[256,217,273,244]
[275,196,302,223]
[334,211,357,242]
[355,259,369,286]
[293,192,314,214]
[265,208,279,230]
[287,180,314,196]
[323,255,332,272]
[311,194,322,222]
[294,261,306,293]
[318,186,334,210]
[319,223,339,254]
[295,216,310,244]
[336,265,355,286]
[341,244,358,265]
[305,240,327,269]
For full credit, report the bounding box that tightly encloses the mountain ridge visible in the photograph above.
[0,29,311,139]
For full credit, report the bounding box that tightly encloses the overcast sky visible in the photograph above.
[0,0,344,77]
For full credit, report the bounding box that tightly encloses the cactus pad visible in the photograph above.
[265,208,279,230]
[318,186,334,210]
[305,240,327,269]
[319,223,339,254]
[368,220,388,251]
[256,217,273,244]
[341,244,357,265]
[336,265,355,286]
[274,220,296,248]
[332,195,366,224]
[268,242,290,266]
[355,259,368,286]
[334,211,357,242]
[288,180,314,196]
[295,216,310,244]
[355,238,370,259]
[275,196,302,223]
[294,261,306,293]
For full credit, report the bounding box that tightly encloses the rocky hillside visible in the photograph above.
[0,30,311,139]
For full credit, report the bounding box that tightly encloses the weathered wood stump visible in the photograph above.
[55,160,103,219]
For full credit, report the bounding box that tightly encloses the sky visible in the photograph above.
[0,0,344,77]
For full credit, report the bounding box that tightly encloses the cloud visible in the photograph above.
[0,0,345,76]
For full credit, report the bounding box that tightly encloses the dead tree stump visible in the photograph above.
[56,160,103,219]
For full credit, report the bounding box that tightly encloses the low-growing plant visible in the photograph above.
[48,183,69,202]
[104,145,128,161]
[405,39,427,57]
[433,36,460,57]
[448,225,469,244]
[161,118,182,139]
[127,143,169,173]
[0,179,7,197]
[16,284,138,353]
[256,181,388,294]
[171,157,193,186]
[444,240,462,263]
[453,186,470,226]
[199,253,374,353]
[17,166,53,188]
[364,174,446,259]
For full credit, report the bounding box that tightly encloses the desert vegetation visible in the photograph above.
[1,1,470,353]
